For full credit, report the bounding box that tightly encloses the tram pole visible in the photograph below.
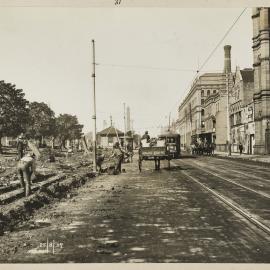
[91,39,97,172]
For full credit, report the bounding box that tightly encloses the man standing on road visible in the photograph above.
[239,142,243,155]
[17,152,36,196]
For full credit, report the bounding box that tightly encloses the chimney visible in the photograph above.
[224,45,231,73]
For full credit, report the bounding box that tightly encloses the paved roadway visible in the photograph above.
[1,154,270,263]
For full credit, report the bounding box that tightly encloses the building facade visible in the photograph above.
[230,67,255,154]
[97,126,124,148]
[177,46,232,151]
[252,8,270,154]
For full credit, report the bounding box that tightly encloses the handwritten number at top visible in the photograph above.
[115,0,121,5]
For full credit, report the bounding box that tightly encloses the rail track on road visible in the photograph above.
[180,159,270,199]
[203,157,270,182]
[172,159,270,236]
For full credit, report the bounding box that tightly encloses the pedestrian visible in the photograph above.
[110,142,124,174]
[17,152,36,196]
[16,133,27,160]
[239,142,243,155]
[211,142,216,155]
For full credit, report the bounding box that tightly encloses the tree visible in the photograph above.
[27,101,56,146]
[0,81,29,153]
[55,114,83,150]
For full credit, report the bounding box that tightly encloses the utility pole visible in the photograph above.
[226,71,232,156]
[168,112,171,132]
[91,39,97,172]
[123,102,126,150]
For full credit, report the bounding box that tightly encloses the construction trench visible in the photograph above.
[0,146,100,236]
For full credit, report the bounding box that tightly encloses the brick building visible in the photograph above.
[177,46,233,151]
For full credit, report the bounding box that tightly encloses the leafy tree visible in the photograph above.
[0,81,29,153]
[55,114,83,149]
[27,101,56,146]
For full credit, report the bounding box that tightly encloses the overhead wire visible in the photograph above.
[157,7,247,130]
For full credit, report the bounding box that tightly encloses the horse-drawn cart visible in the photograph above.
[138,145,171,172]
[138,132,181,172]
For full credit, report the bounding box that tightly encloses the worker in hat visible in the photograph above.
[16,133,27,160]
[17,152,36,196]
[110,142,124,174]
[141,131,150,142]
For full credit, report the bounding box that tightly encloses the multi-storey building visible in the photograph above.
[177,46,232,151]
[252,8,270,154]
[230,67,255,154]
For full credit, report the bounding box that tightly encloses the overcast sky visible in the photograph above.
[0,7,253,136]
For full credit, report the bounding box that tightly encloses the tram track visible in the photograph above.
[212,156,270,173]
[171,159,270,236]
[178,167,270,235]
[179,159,270,199]
[204,157,270,181]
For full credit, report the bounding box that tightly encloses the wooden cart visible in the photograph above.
[138,146,171,172]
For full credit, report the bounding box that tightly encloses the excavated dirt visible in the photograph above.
[0,148,97,235]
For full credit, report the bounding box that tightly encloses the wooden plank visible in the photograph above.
[0,174,66,205]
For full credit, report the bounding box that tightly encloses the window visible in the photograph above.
[207,90,210,96]
[201,109,205,116]
[201,99,204,105]
[201,90,204,97]
[213,90,216,94]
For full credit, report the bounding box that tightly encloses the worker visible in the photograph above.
[126,142,133,162]
[16,133,27,160]
[141,131,150,142]
[17,152,36,196]
[96,147,105,173]
[110,142,124,174]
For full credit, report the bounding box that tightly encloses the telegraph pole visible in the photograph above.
[123,102,126,150]
[168,112,171,132]
[91,39,97,172]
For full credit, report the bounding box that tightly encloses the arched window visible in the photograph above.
[213,90,216,94]
[201,90,204,97]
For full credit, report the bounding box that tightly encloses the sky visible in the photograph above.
[0,7,253,136]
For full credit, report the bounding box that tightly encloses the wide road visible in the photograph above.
[1,154,270,263]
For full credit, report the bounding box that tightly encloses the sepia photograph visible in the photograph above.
[0,0,270,266]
